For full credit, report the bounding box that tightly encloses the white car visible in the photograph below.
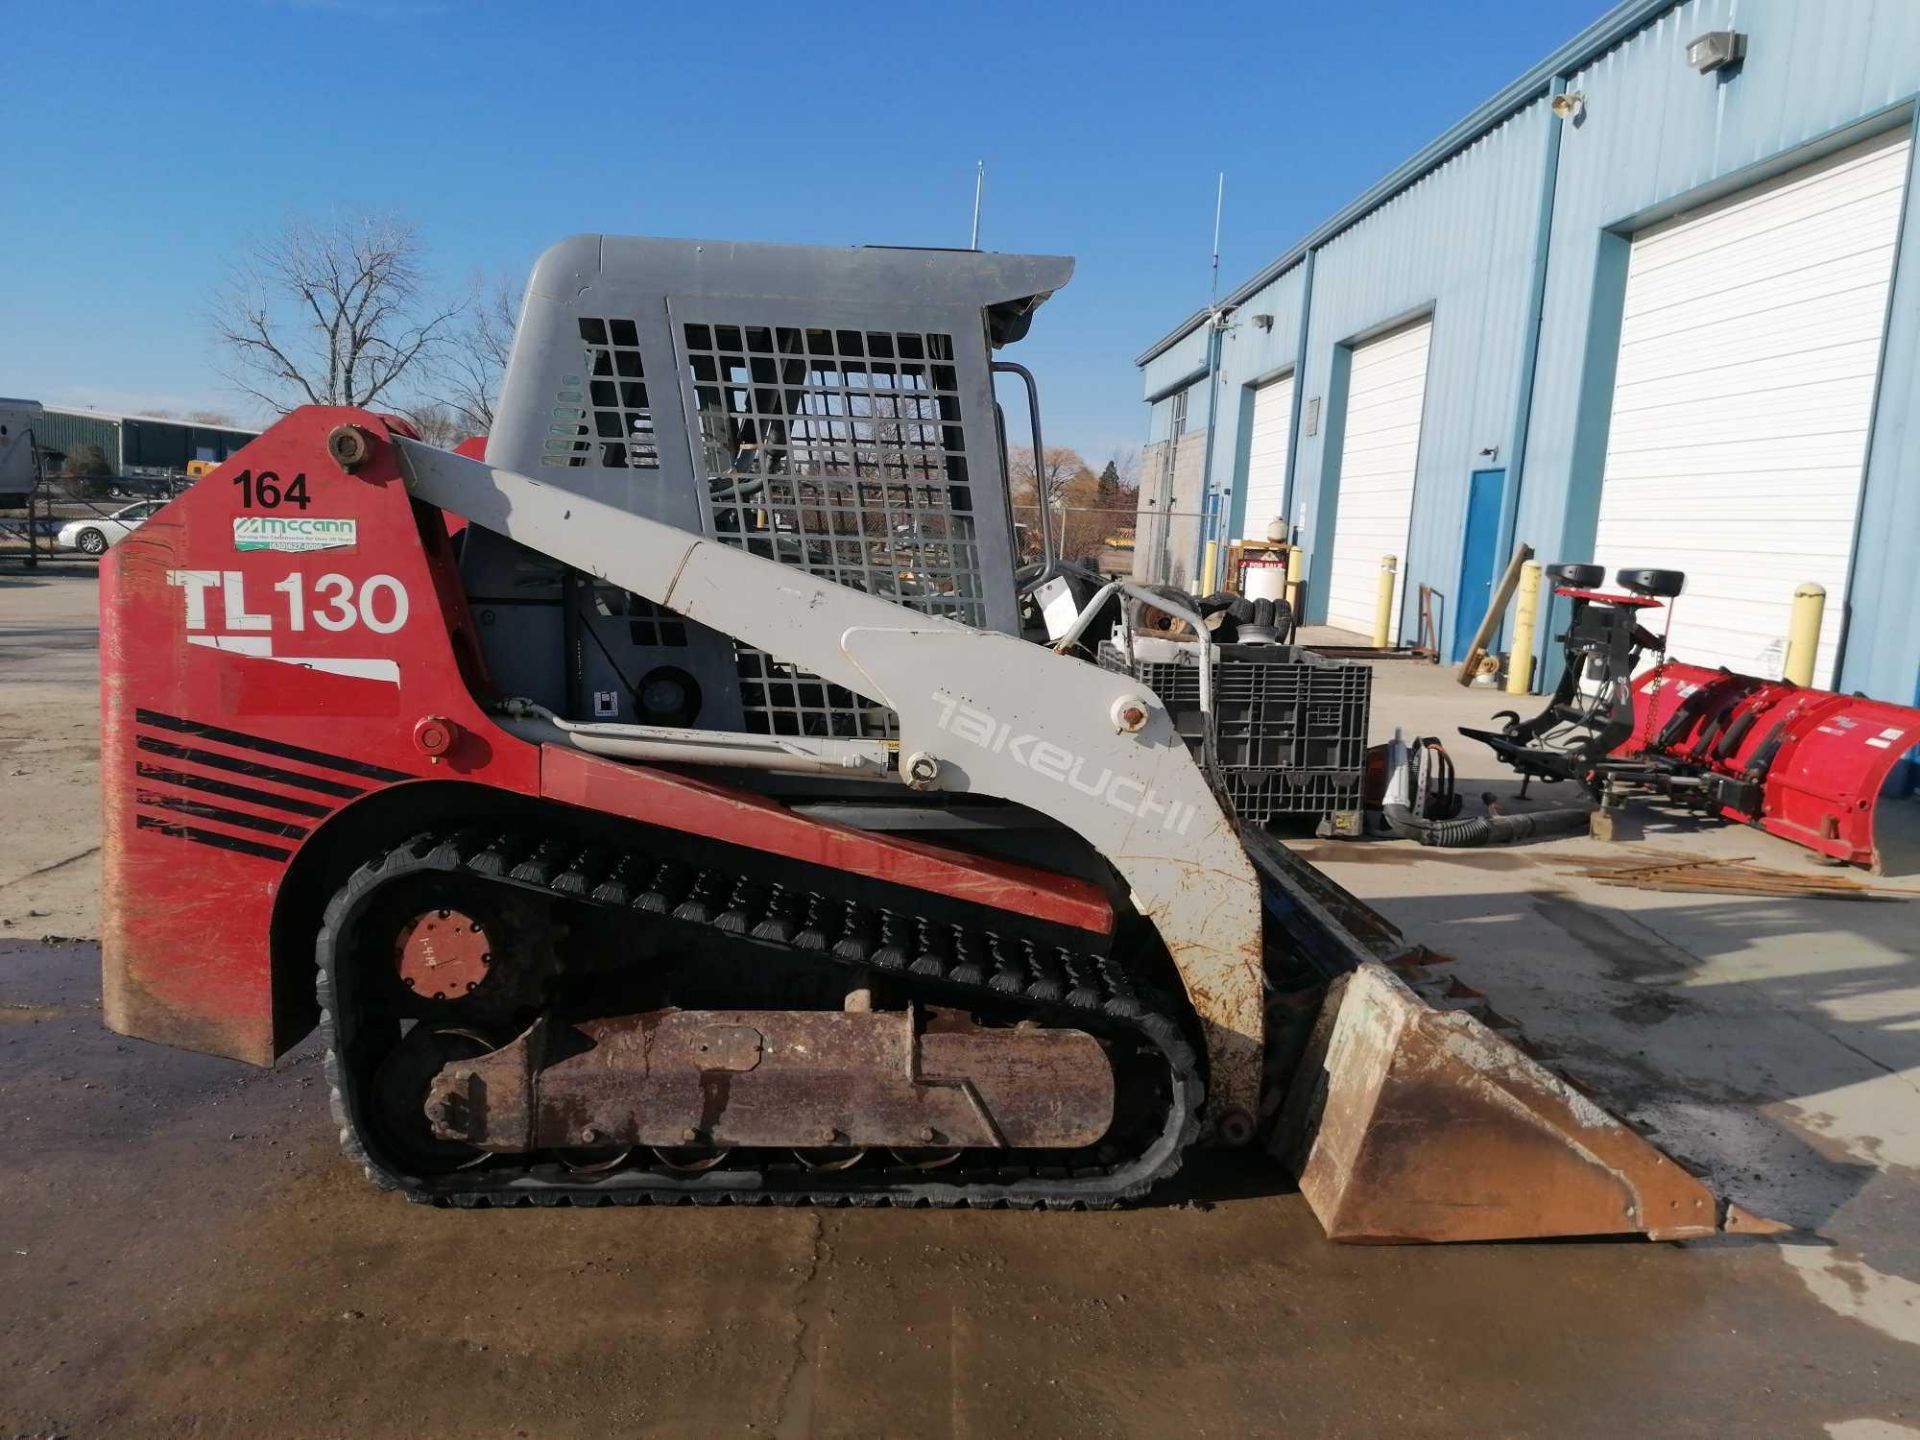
[58,500,164,556]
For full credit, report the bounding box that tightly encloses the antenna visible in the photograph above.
[1209,171,1225,303]
[970,161,985,250]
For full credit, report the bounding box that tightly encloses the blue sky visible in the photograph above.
[2,0,1604,462]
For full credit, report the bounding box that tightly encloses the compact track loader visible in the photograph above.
[100,236,1770,1239]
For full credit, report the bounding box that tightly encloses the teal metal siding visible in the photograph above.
[121,419,258,470]
[32,411,120,470]
[1134,0,1682,365]
[1291,103,1549,634]
[29,411,260,474]
[1515,0,1920,702]
[1137,0,1920,701]
[1209,264,1308,548]
[1140,326,1212,401]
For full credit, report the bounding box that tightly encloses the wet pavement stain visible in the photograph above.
[1532,892,1697,983]
[1610,987,1700,1027]
[6,941,1920,1438]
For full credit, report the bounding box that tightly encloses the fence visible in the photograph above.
[0,466,192,567]
[1007,503,1143,577]
[1129,505,1211,590]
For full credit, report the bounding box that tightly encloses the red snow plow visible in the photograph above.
[1464,564,1919,872]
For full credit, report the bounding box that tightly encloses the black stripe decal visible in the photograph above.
[138,792,311,839]
[135,762,331,819]
[135,736,365,799]
[136,814,293,862]
[135,708,412,783]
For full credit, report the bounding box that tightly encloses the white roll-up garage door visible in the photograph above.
[1325,319,1432,635]
[1591,128,1910,688]
[1239,373,1293,541]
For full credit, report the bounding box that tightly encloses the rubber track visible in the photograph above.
[318,825,1203,1210]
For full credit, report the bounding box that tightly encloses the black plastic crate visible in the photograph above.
[1221,768,1366,824]
[1099,640,1370,820]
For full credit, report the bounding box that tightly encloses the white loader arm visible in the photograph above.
[395,438,1265,1129]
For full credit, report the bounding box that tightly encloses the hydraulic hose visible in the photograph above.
[1381,803,1592,848]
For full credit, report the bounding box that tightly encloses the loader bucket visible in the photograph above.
[1244,826,1776,1243]
[1272,961,1776,1242]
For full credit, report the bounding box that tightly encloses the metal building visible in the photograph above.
[1133,0,1920,707]
[30,407,259,479]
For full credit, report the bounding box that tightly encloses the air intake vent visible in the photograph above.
[542,318,660,469]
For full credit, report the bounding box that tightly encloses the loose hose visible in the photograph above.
[1382,803,1592,848]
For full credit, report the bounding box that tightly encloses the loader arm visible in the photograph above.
[393,434,1268,1128]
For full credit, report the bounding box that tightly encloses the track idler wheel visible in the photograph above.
[370,1024,499,1174]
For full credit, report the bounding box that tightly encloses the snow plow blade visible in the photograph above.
[1273,962,1780,1243]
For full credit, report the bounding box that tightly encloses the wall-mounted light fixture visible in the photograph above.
[1551,91,1587,123]
[1252,313,1274,331]
[1687,30,1746,74]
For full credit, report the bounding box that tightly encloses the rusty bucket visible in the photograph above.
[1273,962,1781,1243]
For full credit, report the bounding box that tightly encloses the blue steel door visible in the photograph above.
[1452,468,1505,661]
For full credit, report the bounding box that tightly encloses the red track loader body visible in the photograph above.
[101,408,1098,1064]
[97,237,1773,1239]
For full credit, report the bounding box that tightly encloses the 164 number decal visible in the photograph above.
[231,469,311,510]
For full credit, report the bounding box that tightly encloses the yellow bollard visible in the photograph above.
[1202,540,1219,594]
[1373,555,1398,648]
[1285,542,1306,620]
[1506,560,1544,695]
[1782,582,1826,686]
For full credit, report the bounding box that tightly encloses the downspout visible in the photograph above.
[1190,312,1228,588]
[1280,248,1317,548]
[1496,75,1568,688]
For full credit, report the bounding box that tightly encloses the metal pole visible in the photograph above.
[1193,174,1228,590]
[1496,75,1568,613]
[1284,533,1305,624]
[1209,172,1225,302]
[1373,555,1398,648]
[1783,582,1826,686]
[25,429,42,570]
[970,162,984,250]
[1506,561,1544,694]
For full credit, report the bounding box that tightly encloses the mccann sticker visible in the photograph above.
[233,515,357,552]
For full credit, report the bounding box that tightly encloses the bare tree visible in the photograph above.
[212,213,461,415]
[60,442,114,500]
[1008,445,1087,513]
[1049,467,1130,568]
[1008,445,1101,561]
[131,407,240,426]
[399,401,469,450]
[435,274,519,434]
